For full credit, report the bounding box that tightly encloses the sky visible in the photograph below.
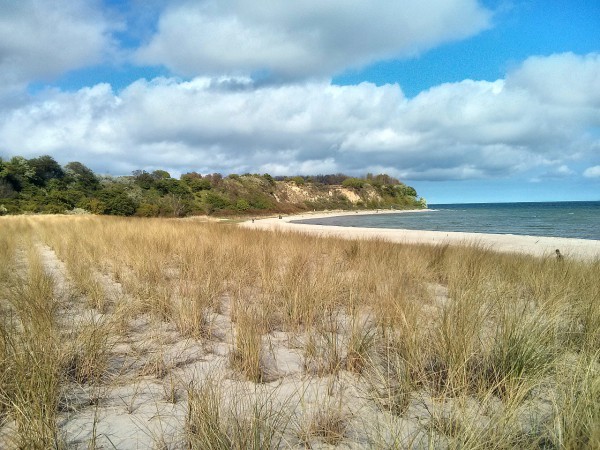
[0,0,599,204]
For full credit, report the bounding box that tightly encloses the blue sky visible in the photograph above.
[334,1,600,96]
[1,0,599,203]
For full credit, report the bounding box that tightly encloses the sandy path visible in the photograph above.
[241,210,600,261]
[31,243,184,449]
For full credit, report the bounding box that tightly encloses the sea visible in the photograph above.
[292,201,600,240]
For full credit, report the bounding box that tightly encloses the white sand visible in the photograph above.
[241,210,600,261]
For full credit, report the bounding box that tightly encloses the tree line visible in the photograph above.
[0,155,423,217]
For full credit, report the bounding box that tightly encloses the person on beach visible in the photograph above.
[555,249,563,261]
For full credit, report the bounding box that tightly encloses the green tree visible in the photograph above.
[2,156,35,191]
[64,161,99,192]
[191,178,212,192]
[205,192,230,213]
[29,155,64,186]
[132,170,156,189]
[181,172,212,192]
[151,170,171,180]
[397,185,417,197]
[0,158,16,197]
[0,179,16,198]
[155,178,192,197]
[97,188,137,216]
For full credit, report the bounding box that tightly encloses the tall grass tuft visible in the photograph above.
[230,308,266,382]
[551,353,600,449]
[1,245,64,449]
[186,377,290,449]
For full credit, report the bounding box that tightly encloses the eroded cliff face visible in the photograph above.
[273,181,401,209]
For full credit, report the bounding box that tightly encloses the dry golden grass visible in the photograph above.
[0,226,64,448]
[0,214,598,448]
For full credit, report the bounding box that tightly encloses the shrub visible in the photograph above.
[97,188,137,216]
[342,178,365,189]
[205,192,231,213]
[85,198,106,214]
[235,199,250,211]
[189,178,212,192]
[136,203,160,217]
[289,176,305,186]
[262,173,275,185]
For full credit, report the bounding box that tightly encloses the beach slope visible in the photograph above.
[241,210,600,260]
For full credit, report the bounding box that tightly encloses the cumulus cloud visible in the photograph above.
[135,0,491,79]
[506,53,600,107]
[583,166,600,178]
[0,0,116,92]
[0,53,598,182]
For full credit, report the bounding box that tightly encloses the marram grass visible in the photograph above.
[0,214,598,449]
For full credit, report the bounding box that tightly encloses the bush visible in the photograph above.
[342,178,365,189]
[290,176,305,186]
[235,199,250,211]
[97,189,137,216]
[262,173,275,185]
[248,195,273,210]
[136,203,160,217]
[189,178,212,192]
[397,185,417,197]
[84,198,106,215]
[205,192,231,213]
[156,179,192,197]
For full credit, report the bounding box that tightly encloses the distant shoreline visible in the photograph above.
[241,209,600,261]
[289,208,431,221]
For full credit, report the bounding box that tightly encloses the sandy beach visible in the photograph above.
[242,209,600,261]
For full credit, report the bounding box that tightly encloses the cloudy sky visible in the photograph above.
[0,0,598,203]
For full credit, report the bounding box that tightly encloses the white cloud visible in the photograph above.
[0,53,598,182]
[0,0,116,91]
[583,166,600,178]
[135,0,491,79]
[506,53,600,108]
[553,165,575,177]
[530,164,576,182]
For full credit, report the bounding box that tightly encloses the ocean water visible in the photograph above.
[292,201,600,240]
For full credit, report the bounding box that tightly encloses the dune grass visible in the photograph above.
[0,214,598,448]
